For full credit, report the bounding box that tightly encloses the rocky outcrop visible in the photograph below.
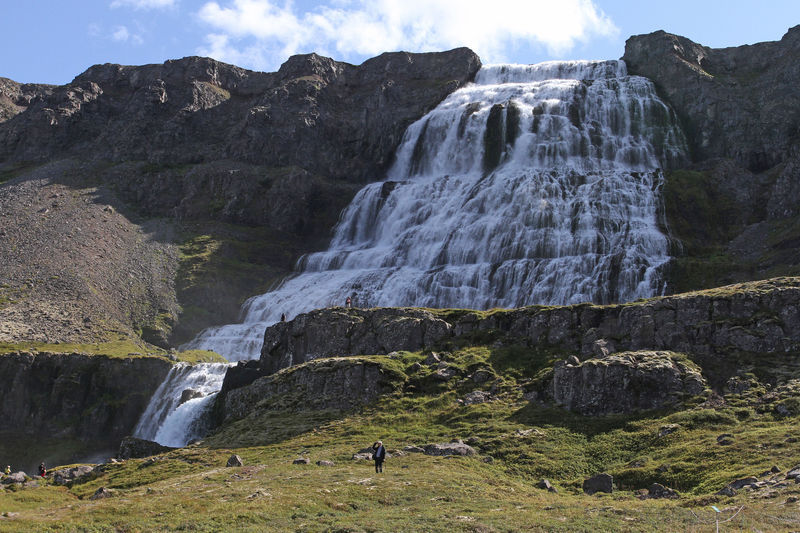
[219,357,404,423]
[117,436,175,460]
[551,351,706,415]
[623,26,800,171]
[0,352,172,468]
[250,278,800,388]
[260,307,452,374]
[0,50,480,182]
[0,77,54,123]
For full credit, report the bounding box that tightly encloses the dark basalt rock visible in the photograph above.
[623,26,800,172]
[118,436,176,460]
[0,50,481,183]
[583,473,613,495]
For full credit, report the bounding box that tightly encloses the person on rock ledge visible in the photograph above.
[345,296,352,308]
[38,462,46,478]
[372,440,386,473]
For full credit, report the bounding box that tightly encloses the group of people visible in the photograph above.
[1,463,46,478]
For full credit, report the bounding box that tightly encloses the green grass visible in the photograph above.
[0,338,224,363]
[1,340,799,531]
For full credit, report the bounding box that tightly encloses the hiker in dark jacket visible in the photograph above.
[372,441,386,473]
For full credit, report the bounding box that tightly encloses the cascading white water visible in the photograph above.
[186,59,687,361]
[133,362,231,447]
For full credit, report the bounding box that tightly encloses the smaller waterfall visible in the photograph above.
[134,363,231,447]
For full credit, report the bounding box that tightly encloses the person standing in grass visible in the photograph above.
[372,441,386,473]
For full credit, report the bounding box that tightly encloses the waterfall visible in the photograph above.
[186,59,687,361]
[133,362,231,447]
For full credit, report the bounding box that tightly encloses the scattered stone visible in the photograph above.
[646,483,679,499]
[482,456,494,464]
[424,441,476,456]
[1,512,19,518]
[515,428,544,438]
[433,364,458,381]
[656,464,670,473]
[471,369,493,384]
[785,496,799,504]
[566,355,581,366]
[247,490,270,500]
[626,459,647,468]
[462,390,491,405]
[352,453,372,461]
[118,436,175,460]
[403,445,425,453]
[292,457,311,465]
[536,479,558,493]
[774,404,791,417]
[424,352,441,366]
[316,460,335,467]
[90,487,114,500]
[409,362,422,373]
[1,472,26,485]
[728,477,758,490]
[658,424,680,438]
[786,437,798,443]
[716,486,736,497]
[786,466,800,479]
[583,473,613,495]
[52,465,95,486]
[226,455,243,467]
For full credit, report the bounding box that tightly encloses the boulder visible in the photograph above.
[536,479,557,493]
[461,391,491,405]
[646,483,679,499]
[118,436,175,460]
[179,389,203,405]
[423,441,476,457]
[292,457,310,465]
[728,477,758,490]
[583,473,613,495]
[552,351,707,415]
[316,460,335,467]
[403,445,425,453]
[1,472,26,485]
[716,486,737,497]
[226,454,243,467]
[786,466,800,479]
[90,487,114,500]
[658,424,680,438]
[352,453,373,461]
[52,465,95,486]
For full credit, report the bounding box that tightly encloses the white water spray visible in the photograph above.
[133,363,231,447]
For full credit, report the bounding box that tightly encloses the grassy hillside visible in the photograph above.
[2,345,798,531]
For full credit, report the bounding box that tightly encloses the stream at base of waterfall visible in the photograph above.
[135,60,687,447]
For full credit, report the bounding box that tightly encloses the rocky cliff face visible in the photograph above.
[0,77,54,123]
[219,357,402,424]
[624,27,800,293]
[0,352,172,470]
[623,26,800,171]
[212,277,798,419]
[251,277,800,385]
[0,50,480,183]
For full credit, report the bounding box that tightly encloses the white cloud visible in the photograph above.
[195,0,618,70]
[110,25,145,45]
[110,0,176,9]
[112,25,131,42]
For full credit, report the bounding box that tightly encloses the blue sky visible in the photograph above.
[2,0,799,85]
